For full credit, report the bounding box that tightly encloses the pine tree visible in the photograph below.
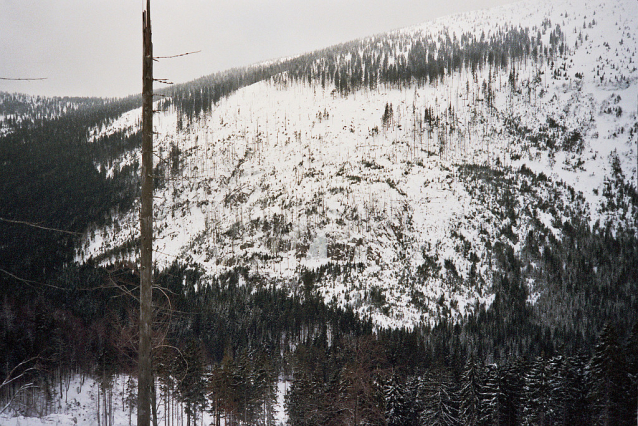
[522,356,553,426]
[178,340,207,426]
[403,375,424,426]
[588,323,630,426]
[482,364,503,425]
[625,323,638,426]
[252,354,277,426]
[482,362,523,426]
[385,373,408,426]
[459,357,483,426]
[336,336,388,426]
[419,366,459,426]
[208,352,239,426]
[382,103,393,129]
[561,354,591,426]
[285,373,326,426]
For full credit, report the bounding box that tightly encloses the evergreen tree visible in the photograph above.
[482,362,523,426]
[482,364,504,425]
[382,103,393,129]
[560,354,591,426]
[522,356,554,426]
[252,354,277,426]
[385,373,408,426]
[627,323,638,426]
[285,373,326,426]
[588,323,630,426]
[208,352,239,426]
[404,375,425,426]
[336,336,387,426]
[178,340,207,426]
[459,357,483,426]
[419,366,459,426]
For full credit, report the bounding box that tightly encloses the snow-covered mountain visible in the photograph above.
[78,0,637,328]
[0,93,116,136]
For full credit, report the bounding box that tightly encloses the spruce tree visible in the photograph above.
[419,366,459,426]
[178,340,207,426]
[459,357,483,426]
[625,323,638,426]
[523,356,553,426]
[561,354,591,425]
[385,373,408,426]
[588,323,630,426]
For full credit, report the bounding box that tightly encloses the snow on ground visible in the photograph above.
[1,375,134,426]
[77,0,637,328]
[87,107,142,144]
[0,375,289,426]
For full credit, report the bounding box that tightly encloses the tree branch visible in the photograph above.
[0,268,70,291]
[0,356,40,415]
[153,50,201,60]
[0,217,81,236]
[0,383,38,415]
[0,77,47,81]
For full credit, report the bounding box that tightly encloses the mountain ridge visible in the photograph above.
[69,0,638,328]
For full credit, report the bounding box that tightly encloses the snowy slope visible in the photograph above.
[78,0,637,328]
[0,93,111,136]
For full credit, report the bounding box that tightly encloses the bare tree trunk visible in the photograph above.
[152,375,158,426]
[138,1,154,426]
[97,381,101,426]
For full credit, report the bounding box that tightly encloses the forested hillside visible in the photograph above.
[1,0,637,424]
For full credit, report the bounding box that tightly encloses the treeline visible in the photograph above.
[0,92,140,133]
[0,94,142,290]
[284,323,638,426]
[0,263,373,424]
[1,223,636,424]
[168,21,566,120]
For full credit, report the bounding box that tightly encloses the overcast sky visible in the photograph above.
[0,0,514,98]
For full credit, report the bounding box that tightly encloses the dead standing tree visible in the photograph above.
[139,0,154,425]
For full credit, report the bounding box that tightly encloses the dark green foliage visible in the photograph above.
[459,358,482,426]
[177,339,207,426]
[627,324,638,426]
[385,373,408,426]
[457,163,638,358]
[0,96,141,295]
[418,367,459,426]
[523,356,558,426]
[560,354,591,425]
[588,324,632,425]
[377,333,635,426]
[286,370,327,426]
[286,335,388,426]
[482,363,521,426]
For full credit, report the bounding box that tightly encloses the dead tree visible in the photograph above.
[139,1,154,425]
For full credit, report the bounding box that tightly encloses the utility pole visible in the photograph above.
[139,0,153,425]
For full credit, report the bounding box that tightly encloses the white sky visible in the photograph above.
[0,0,514,98]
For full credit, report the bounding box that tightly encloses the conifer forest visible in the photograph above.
[1,0,637,424]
